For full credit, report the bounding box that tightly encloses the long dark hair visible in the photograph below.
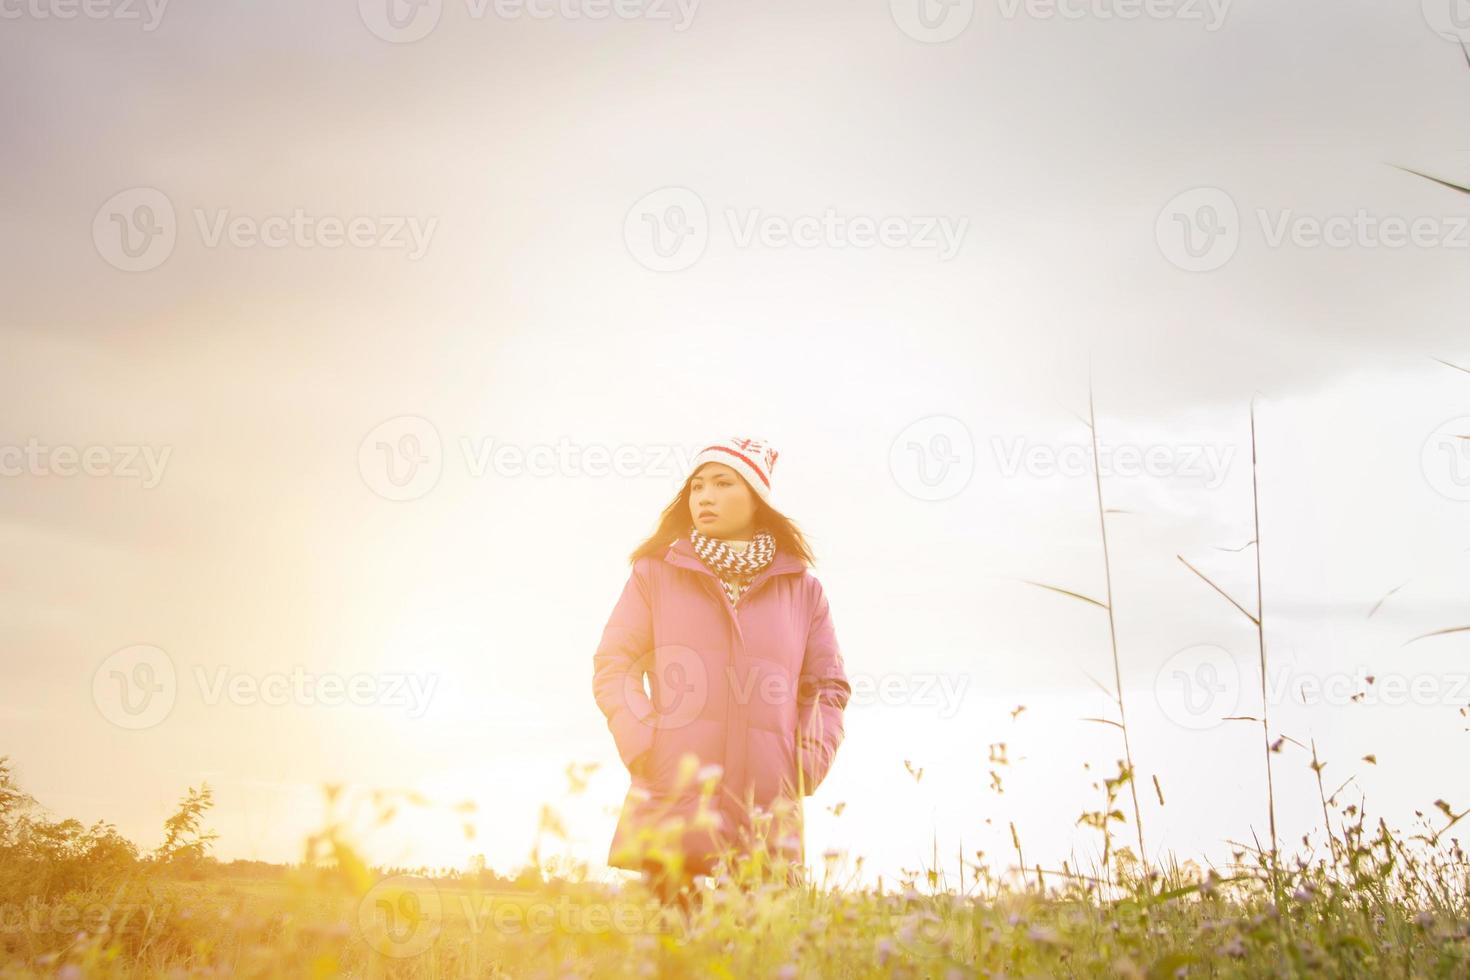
[628,469,816,567]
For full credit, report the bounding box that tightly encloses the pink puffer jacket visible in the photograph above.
[592,534,851,877]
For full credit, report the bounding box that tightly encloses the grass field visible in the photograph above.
[3,750,1469,979]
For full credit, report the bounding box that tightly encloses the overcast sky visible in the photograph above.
[2,0,1468,887]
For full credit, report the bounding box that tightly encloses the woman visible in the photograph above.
[591,436,851,909]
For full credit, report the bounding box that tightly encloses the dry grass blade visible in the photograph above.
[1176,555,1259,625]
[1431,355,1470,376]
[1081,669,1117,700]
[1392,164,1470,196]
[1367,580,1407,619]
[1022,579,1109,610]
[1402,625,1470,646]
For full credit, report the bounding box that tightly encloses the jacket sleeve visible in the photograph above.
[592,561,659,771]
[795,578,852,796]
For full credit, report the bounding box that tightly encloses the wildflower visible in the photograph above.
[1219,936,1247,958]
[775,965,798,980]
[875,937,894,967]
[1027,924,1063,947]
[1414,910,1434,929]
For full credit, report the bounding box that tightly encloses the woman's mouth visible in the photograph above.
[698,513,716,521]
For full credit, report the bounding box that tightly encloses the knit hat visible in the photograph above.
[686,436,780,504]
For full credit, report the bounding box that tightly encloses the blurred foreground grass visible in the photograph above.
[2,755,1468,978]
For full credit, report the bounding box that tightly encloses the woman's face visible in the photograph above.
[688,463,758,539]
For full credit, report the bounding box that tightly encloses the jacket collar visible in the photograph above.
[662,533,805,581]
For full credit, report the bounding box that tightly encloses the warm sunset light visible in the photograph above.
[4,1,1470,976]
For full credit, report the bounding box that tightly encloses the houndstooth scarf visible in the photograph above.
[689,526,776,606]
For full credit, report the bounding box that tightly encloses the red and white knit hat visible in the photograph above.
[686,436,780,503]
